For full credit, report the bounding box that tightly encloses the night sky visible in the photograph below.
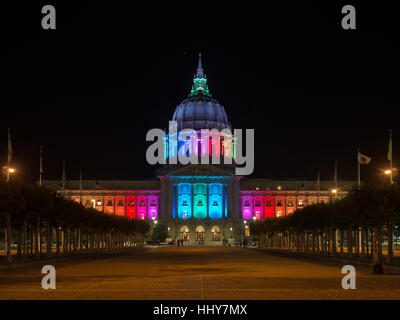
[1,1,399,183]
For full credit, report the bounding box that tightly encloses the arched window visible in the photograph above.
[211,226,221,241]
[180,226,189,240]
[196,226,205,241]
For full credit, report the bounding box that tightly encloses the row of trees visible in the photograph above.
[0,180,150,263]
[250,183,400,273]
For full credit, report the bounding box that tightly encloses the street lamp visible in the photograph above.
[2,166,16,181]
[331,189,338,201]
[243,220,247,225]
[252,216,256,222]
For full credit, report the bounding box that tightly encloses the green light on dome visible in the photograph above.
[188,53,212,97]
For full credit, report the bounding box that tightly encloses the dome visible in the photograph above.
[172,96,230,131]
[171,53,231,131]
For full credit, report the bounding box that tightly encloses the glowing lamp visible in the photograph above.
[384,169,392,175]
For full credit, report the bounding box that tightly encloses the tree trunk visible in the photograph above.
[79,228,82,252]
[340,230,344,255]
[387,224,394,264]
[331,229,337,256]
[34,217,40,258]
[347,227,352,256]
[22,218,28,260]
[46,220,52,256]
[5,213,12,263]
[372,227,383,274]
[56,227,60,254]
[361,227,365,257]
[355,228,360,256]
[30,226,34,255]
[17,226,23,257]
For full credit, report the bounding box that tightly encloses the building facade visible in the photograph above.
[43,54,355,246]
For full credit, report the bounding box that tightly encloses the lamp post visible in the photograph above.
[384,169,392,183]
[2,166,15,181]
[331,189,337,201]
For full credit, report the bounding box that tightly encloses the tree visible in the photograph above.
[152,223,168,244]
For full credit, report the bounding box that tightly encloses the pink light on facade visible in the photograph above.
[137,196,147,220]
[254,196,263,220]
[147,196,158,220]
[241,196,253,220]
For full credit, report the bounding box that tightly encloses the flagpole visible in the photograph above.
[389,130,393,184]
[7,128,11,182]
[334,160,338,189]
[357,147,360,187]
[79,170,83,203]
[62,160,66,195]
[39,146,43,187]
[317,169,320,201]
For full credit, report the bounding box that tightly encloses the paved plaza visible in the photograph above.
[0,247,400,300]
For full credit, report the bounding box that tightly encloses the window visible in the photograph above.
[255,200,261,206]
[106,200,113,206]
[276,200,283,207]
[128,200,135,206]
[320,199,325,204]
[117,200,124,206]
[140,200,146,206]
[197,200,203,206]
[287,200,293,207]
[96,200,102,206]
[265,200,272,207]
[150,200,156,206]
[182,200,188,206]
[85,199,91,207]
[309,200,314,205]
[298,200,303,207]
[244,200,250,207]
[212,201,218,206]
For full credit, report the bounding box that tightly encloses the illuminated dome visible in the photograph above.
[172,53,231,131]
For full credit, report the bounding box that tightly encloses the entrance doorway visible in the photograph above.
[196,226,205,241]
[211,226,221,241]
[180,226,189,241]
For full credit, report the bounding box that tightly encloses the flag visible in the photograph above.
[358,152,371,165]
[387,132,392,161]
[7,128,12,164]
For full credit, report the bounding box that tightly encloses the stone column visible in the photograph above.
[206,183,209,219]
